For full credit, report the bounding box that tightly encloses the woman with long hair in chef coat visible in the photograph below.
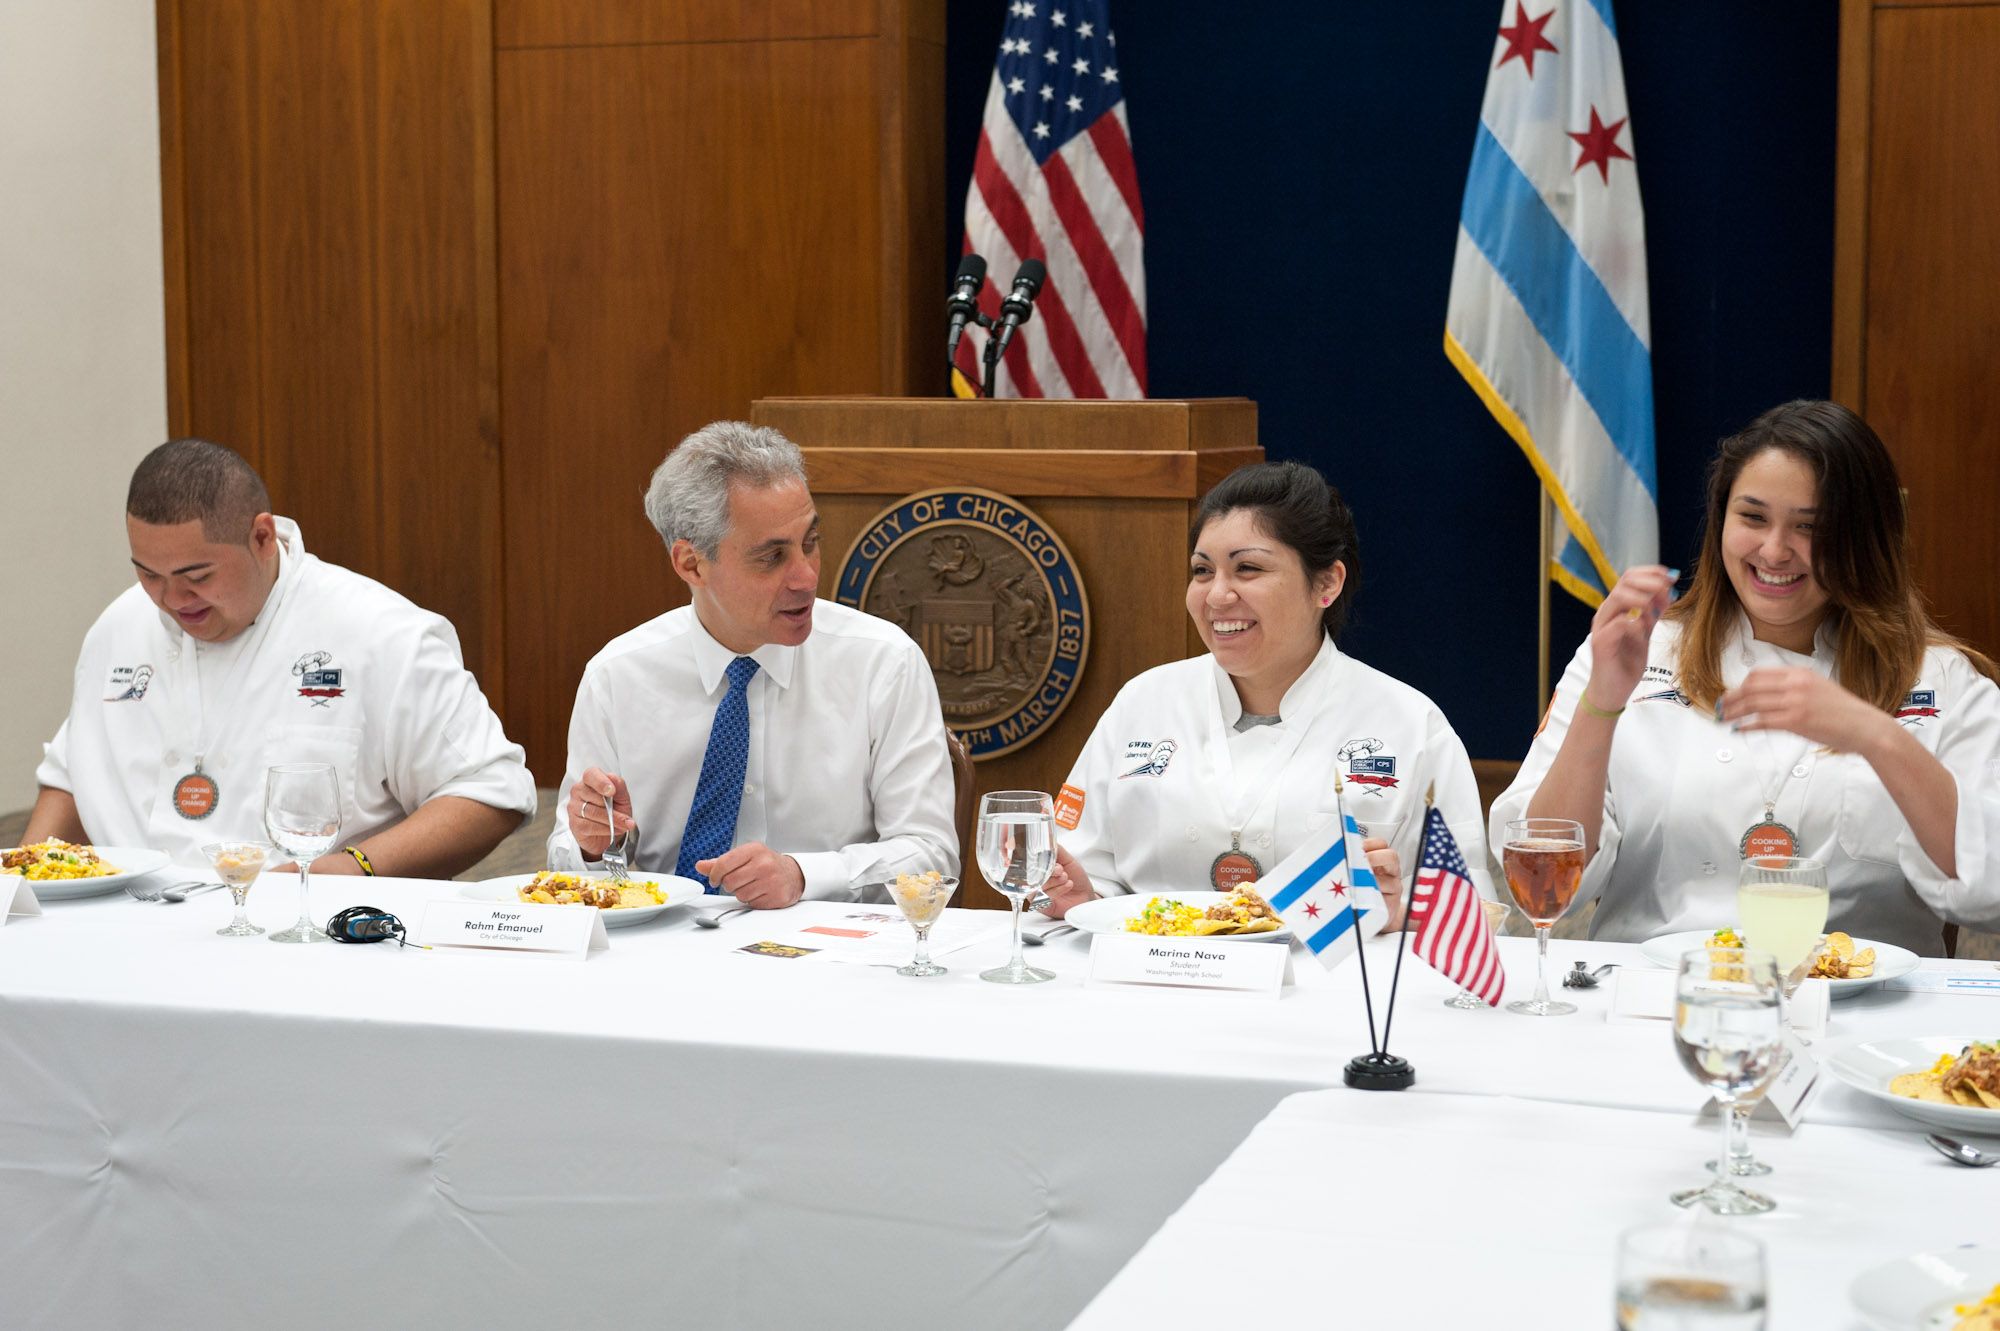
[1491,400,2000,955]
[1036,461,1494,924]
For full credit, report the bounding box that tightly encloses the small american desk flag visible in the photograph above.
[955,0,1146,399]
[1409,805,1506,1006]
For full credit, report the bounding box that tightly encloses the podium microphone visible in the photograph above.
[945,253,989,368]
[988,258,1046,369]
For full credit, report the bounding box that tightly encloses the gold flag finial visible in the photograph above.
[1425,780,1436,807]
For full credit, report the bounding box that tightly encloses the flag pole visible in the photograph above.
[1339,773,1413,1091]
[1376,783,1432,1056]
[1537,488,1553,713]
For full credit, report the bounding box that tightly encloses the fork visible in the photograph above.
[125,878,202,903]
[601,795,631,883]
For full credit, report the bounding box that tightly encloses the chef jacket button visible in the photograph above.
[1258,833,1271,848]
[1716,748,1734,763]
[164,750,178,765]
[743,782,755,796]
[1700,860,1717,876]
[1185,825,1198,842]
[1791,763,1809,778]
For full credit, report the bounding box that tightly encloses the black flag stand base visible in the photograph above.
[1343,1051,1415,1091]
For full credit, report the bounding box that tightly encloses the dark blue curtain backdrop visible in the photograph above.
[944,0,1838,761]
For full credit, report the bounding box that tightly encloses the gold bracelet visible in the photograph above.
[343,846,376,876]
[1577,693,1625,721]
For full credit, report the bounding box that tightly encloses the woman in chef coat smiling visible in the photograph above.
[1038,462,1493,922]
[1491,400,2000,955]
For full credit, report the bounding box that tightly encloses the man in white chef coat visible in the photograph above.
[24,439,535,876]
[552,420,957,908]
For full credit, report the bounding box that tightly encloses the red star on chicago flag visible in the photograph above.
[1304,902,1321,919]
[1495,2,1558,77]
[1569,106,1633,184]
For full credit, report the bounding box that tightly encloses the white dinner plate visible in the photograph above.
[1823,1036,2000,1136]
[1851,1247,2000,1330]
[0,844,172,900]
[460,872,706,928]
[1064,891,1293,943]
[1637,929,1920,999]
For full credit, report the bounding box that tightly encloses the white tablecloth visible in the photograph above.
[0,876,1989,1329]
[1067,1091,1998,1330]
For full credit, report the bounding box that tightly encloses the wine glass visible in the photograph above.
[1501,817,1585,1016]
[264,763,341,944]
[1614,1223,1767,1329]
[888,874,958,977]
[1670,947,1784,1214]
[1444,898,1513,1009]
[1736,855,1829,997]
[977,791,1056,985]
[201,840,271,937]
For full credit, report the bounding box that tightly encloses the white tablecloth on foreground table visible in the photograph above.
[1069,1090,1997,1331]
[0,876,1990,1329]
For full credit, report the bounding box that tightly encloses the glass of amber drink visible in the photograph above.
[1502,818,1586,1016]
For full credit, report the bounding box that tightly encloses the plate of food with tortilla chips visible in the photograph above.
[460,871,704,928]
[1639,928,1920,999]
[1824,1036,2000,1135]
[1065,888,1293,944]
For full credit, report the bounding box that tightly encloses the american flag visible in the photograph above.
[955,0,1146,399]
[1408,805,1507,1006]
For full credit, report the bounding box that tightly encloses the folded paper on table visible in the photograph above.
[1608,966,1828,1038]
[1887,959,2000,995]
[0,874,41,924]
[415,899,608,958]
[1087,932,1294,998]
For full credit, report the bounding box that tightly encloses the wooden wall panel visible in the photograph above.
[497,0,877,50]
[1855,4,2000,656]
[498,24,939,780]
[159,0,504,695]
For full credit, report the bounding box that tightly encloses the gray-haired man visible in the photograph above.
[552,421,958,908]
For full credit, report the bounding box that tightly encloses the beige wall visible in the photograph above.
[0,1,167,811]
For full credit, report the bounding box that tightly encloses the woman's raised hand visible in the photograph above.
[1585,565,1678,714]
[1038,843,1098,918]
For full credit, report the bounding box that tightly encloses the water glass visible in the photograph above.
[264,763,341,944]
[977,791,1056,985]
[1614,1223,1767,1328]
[1670,948,1784,1214]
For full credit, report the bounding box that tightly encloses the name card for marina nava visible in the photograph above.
[0,874,42,925]
[1704,1031,1820,1131]
[1087,932,1293,998]
[415,900,607,959]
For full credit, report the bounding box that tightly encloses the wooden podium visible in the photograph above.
[751,397,1260,907]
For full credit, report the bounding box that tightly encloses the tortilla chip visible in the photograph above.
[1891,1072,1956,1104]
[1951,1086,1986,1108]
[1826,932,1855,960]
[1192,919,1237,936]
[1975,1085,2000,1111]
[1240,918,1280,933]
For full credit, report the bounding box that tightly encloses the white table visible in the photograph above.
[1066,1091,1997,1330]
[0,876,1988,1329]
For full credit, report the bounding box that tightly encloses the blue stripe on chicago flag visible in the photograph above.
[1266,838,1344,913]
[1305,906,1359,955]
[1558,533,1606,593]
[1459,122,1656,496]
[1583,0,1617,40]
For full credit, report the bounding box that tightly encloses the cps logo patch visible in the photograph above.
[293,651,346,707]
[1340,737,1398,795]
[837,488,1089,760]
[1896,689,1939,726]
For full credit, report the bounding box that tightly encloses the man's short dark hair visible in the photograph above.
[126,439,272,542]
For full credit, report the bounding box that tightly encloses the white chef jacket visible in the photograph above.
[1057,635,1493,900]
[548,599,958,899]
[1490,615,2000,955]
[37,518,535,868]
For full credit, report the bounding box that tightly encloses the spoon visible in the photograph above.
[693,905,754,929]
[1926,1134,2000,1168]
[162,882,225,904]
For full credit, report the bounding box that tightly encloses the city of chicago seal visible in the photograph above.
[836,488,1089,760]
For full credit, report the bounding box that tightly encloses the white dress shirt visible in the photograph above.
[37,518,535,867]
[1491,615,2000,955]
[549,599,958,898]
[1057,635,1493,899]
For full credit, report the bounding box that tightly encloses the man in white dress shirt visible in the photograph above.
[553,421,957,908]
[25,439,535,875]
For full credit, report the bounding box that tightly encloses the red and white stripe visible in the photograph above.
[955,77,1147,399]
[1411,863,1506,1007]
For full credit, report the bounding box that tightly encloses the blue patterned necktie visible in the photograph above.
[676,655,760,890]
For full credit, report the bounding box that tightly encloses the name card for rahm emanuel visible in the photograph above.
[415,900,607,958]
